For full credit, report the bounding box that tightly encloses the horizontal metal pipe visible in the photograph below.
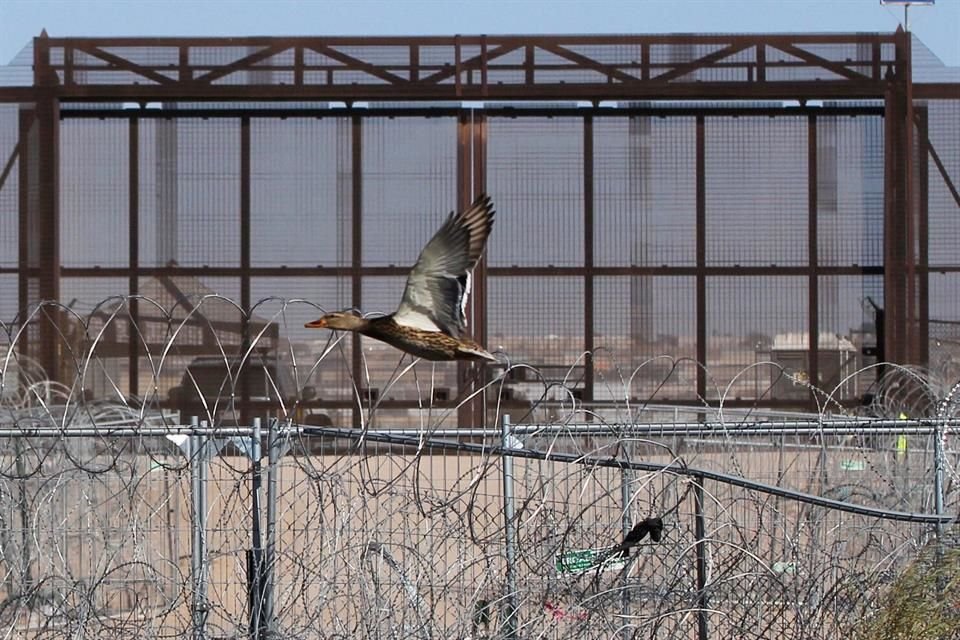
[299,425,957,524]
[58,105,886,120]
[0,419,957,438]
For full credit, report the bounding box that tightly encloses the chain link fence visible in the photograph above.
[1,299,958,638]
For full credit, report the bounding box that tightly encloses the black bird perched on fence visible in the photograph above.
[610,517,664,559]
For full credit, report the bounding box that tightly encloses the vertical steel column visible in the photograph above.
[884,27,917,366]
[694,476,708,640]
[33,33,61,380]
[807,115,819,399]
[351,115,363,429]
[240,117,252,425]
[695,117,707,401]
[472,110,489,427]
[916,107,929,367]
[457,111,475,427]
[128,116,140,398]
[17,108,32,364]
[901,30,918,364]
[883,81,900,364]
[500,414,518,640]
[583,115,595,409]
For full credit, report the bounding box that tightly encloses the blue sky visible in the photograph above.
[0,0,958,68]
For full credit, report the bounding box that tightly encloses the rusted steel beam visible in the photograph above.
[902,31,919,365]
[294,45,304,86]
[768,43,870,81]
[240,116,252,424]
[40,34,897,48]
[583,115,595,406]
[17,108,31,364]
[74,44,176,85]
[34,36,62,381]
[128,116,139,398]
[913,83,960,99]
[807,115,819,396]
[917,107,929,368]
[56,264,885,278]
[653,43,751,83]
[307,44,409,85]
[0,87,40,102]
[472,111,488,427]
[695,115,706,403]
[0,138,20,195]
[456,111,475,427]
[351,115,363,429]
[46,80,889,102]
[59,105,885,119]
[923,135,960,210]
[537,44,640,84]
[192,43,288,84]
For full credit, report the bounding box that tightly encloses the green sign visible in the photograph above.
[555,549,626,574]
[840,460,866,471]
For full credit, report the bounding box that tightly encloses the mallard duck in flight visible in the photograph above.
[305,194,497,362]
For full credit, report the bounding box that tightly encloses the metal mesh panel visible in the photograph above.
[926,100,960,267]
[487,276,584,365]
[594,116,696,267]
[817,115,885,268]
[705,116,808,267]
[55,277,129,397]
[137,119,240,268]
[0,104,18,269]
[706,276,808,401]
[487,117,584,268]
[0,274,16,327]
[59,276,129,313]
[818,275,882,341]
[60,119,129,268]
[593,276,698,402]
[929,273,960,380]
[251,118,352,268]
[818,275,883,399]
[361,117,458,267]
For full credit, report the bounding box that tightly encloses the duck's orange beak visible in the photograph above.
[304,317,328,329]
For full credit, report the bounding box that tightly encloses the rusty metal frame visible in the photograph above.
[30,33,910,102]
[6,29,957,415]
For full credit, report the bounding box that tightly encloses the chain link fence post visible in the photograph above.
[501,414,518,639]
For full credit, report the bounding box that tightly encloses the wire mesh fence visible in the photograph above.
[0,297,958,639]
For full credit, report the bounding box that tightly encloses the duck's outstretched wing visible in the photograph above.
[393,194,495,338]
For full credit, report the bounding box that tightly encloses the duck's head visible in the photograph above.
[305,310,368,332]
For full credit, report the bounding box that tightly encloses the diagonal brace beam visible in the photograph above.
[0,139,20,195]
[193,44,288,84]
[537,43,639,84]
[76,45,175,85]
[926,137,960,210]
[418,43,521,85]
[654,42,752,83]
[308,44,408,85]
[769,43,870,81]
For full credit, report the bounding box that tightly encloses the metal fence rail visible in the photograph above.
[2,297,960,638]
[0,411,956,639]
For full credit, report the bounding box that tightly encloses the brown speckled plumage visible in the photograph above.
[306,195,497,362]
